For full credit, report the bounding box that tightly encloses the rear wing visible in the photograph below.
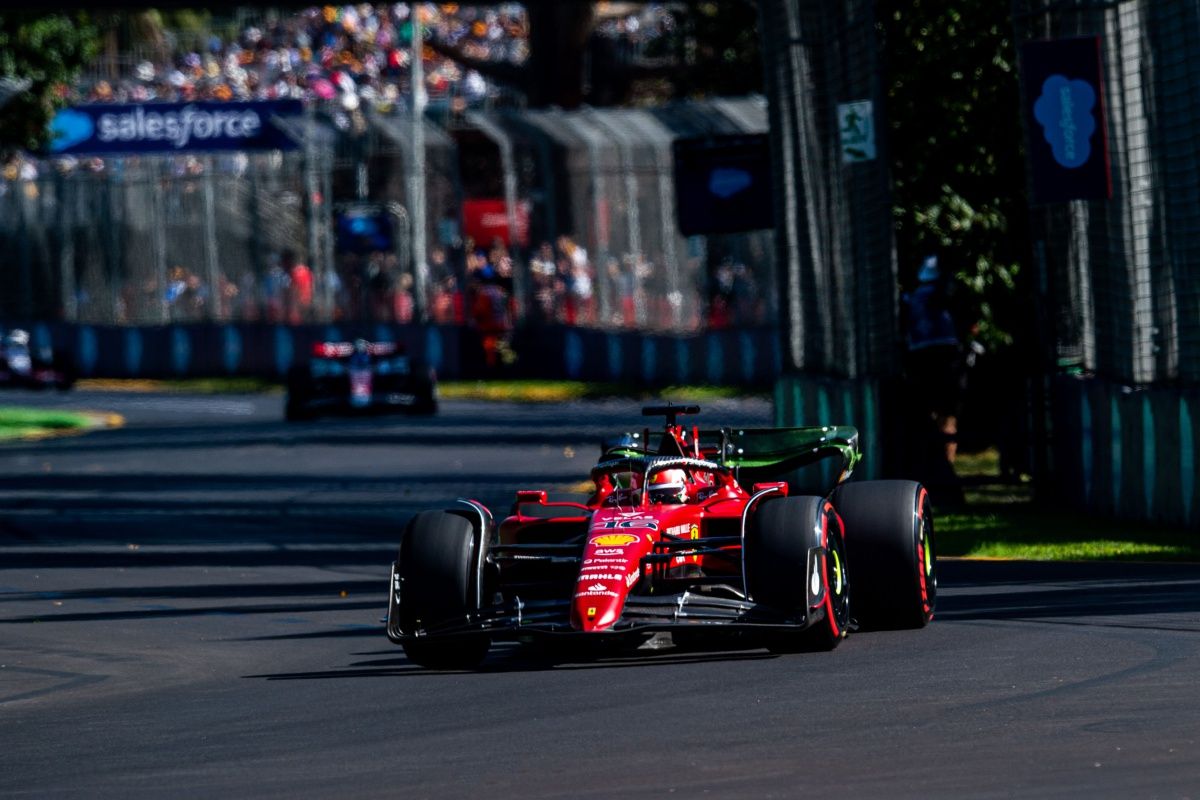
[718,426,860,495]
[601,425,860,497]
[311,341,400,359]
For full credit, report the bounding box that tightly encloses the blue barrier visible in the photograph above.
[4,322,780,388]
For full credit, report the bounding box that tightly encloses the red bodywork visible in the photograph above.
[497,420,785,633]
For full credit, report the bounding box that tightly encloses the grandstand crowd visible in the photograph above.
[72,4,676,111]
[6,5,770,334]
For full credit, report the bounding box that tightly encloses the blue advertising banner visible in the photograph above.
[673,134,775,236]
[1021,37,1112,204]
[48,100,303,155]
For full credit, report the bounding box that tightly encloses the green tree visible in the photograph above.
[0,12,99,156]
[879,1,1028,349]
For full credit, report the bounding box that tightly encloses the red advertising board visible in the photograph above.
[462,198,530,248]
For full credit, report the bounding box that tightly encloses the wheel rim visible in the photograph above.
[916,501,937,618]
[826,520,851,634]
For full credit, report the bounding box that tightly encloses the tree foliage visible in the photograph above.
[645,1,763,101]
[879,1,1029,348]
[0,12,99,156]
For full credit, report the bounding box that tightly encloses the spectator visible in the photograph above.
[901,254,967,501]
[283,249,314,323]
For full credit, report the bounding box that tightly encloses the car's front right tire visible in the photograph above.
[397,510,491,669]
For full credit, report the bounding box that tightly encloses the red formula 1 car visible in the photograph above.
[387,405,936,669]
[285,340,436,421]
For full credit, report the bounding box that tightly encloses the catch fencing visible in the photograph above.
[465,98,775,332]
[756,0,897,477]
[0,122,334,326]
[2,99,777,336]
[1014,0,1200,386]
[1013,1,1200,524]
[758,0,896,382]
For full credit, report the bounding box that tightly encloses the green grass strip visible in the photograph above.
[439,380,759,403]
[77,378,283,394]
[76,377,762,403]
[0,406,93,441]
[937,449,1200,562]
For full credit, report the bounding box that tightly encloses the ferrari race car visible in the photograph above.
[387,404,936,669]
[285,340,437,421]
[0,329,75,391]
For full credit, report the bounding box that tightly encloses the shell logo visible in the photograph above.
[590,533,640,547]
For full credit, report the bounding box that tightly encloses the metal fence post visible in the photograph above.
[203,156,220,321]
[410,11,429,322]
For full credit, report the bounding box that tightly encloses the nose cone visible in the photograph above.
[571,527,653,632]
[572,580,626,631]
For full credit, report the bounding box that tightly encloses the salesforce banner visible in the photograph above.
[48,100,303,155]
[1021,37,1112,204]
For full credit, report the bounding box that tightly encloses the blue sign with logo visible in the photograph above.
[1021,37,1111,203]
[674,134,774,236]
[1034,75,1097,169]
[48,100,303,155]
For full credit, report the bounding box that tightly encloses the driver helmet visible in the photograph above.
[649,468,688,504]
[5,329,30,347]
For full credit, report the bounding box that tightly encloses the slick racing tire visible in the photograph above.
[284,396,314,422]
[284,366,315,422]
[746,495,850,653]
[397,510,491,669]
[407,368,438,415]
[831,480,935,630]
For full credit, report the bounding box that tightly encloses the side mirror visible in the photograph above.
[515,490,547,506]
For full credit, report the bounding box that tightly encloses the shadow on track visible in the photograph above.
[244,643,780,679]
[937,559,1200,630]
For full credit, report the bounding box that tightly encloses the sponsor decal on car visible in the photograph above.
[575,588,620,598]
[596,519,660,531]
[594,548,625,556]
[576,573,626,582]
[590,533,640,547]
[583,557,628,566]
[626,571,640,587]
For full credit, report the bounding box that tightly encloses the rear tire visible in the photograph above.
[746,496,850,652]
[284,366,315,421]
[831,480,935,630]
[284,397,314,421]
[408,373,438,415]
[397,510,491,669]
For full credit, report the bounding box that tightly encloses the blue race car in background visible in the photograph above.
[0,329,75,391]
[285,340,437,421]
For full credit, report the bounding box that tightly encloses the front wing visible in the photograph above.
[385,560,821,644]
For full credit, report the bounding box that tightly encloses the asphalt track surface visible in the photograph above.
[2,389,1199,799]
